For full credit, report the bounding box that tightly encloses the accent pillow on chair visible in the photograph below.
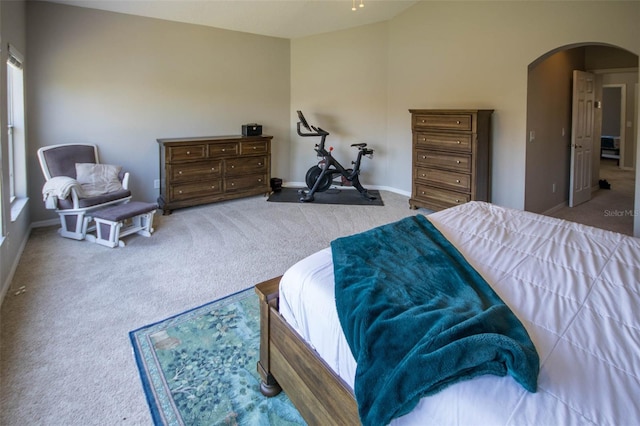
[75,163,124,196]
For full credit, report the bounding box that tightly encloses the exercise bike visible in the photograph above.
[296,110,376,203]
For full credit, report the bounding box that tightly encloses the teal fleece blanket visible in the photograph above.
[331,215,539,426]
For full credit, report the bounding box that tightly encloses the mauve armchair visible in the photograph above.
[38,143,132,240]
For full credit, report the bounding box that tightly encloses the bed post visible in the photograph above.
[255,277,283,397]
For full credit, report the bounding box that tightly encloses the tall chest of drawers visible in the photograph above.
[409,109,493,211]
[157,135,272,214]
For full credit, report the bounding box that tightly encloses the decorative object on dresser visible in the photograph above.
[157,135,272,214]
[409,109,493,211]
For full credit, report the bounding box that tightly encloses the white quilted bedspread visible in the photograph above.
[279,201,640,425]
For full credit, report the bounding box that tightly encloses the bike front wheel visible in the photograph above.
[305,166,333,192]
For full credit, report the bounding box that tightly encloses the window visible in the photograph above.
[6,45,26,214]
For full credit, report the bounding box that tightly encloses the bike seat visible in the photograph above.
[350,143,367,148]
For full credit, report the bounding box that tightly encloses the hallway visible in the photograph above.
[548,159,635,236]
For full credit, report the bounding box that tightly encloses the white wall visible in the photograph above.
[21,1,640,223]
[290,21,389,191]
[291,1,639,210]
[0,0,29,305]
[27,2,291,223]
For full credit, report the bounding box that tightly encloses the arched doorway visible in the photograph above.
[524,43,639,235]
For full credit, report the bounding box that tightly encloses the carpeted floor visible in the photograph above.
[548,159,636,236]
[130,288,304,425]
[0,190,420,425]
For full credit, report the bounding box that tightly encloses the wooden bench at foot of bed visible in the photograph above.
[255,277,360,425]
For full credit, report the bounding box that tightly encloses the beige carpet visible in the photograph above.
[0,191,420,425]
[548,159,636,236]
[2,177,636,425]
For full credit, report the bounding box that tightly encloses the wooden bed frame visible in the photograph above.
[255,277,360,424]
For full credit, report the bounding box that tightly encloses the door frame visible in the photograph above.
[602,84,627,168]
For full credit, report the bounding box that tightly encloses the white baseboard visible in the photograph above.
[543,201,568,215]
[31,218,60,228]
[0,225,33,309]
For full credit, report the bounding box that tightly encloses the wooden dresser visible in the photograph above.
[157,135,272,214]
[409,109,493,211]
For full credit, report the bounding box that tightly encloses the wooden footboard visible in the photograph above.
[255,277,360,425]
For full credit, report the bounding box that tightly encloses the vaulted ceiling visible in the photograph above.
[45,0,419,39]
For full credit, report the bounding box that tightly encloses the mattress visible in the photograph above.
[278,201,640,425]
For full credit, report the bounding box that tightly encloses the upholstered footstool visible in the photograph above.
[91,201,157,248]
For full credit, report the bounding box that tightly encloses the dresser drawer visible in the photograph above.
[415,168,471,192]
[413,114,472,131]
[415,149,471,173]
[209,143,239,157]
[414,184,470,208]
[168,161,222,182]
[416,132,472,152]
[225,156,268,176]
[168,145,207,162]
[225,174,268,192]
[169,180,222,201]
[240,141,268,155]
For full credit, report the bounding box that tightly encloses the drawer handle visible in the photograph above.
[422,156,427,159]
[258,162,262,166]
[456,179,461,183]
[456,160,461,164]
[211,167,215,171]
[178,190,183,194]
[456,120,461,124]
[421,191,425,195]
[253,146,257,150]
[186,151,191,155]
[178,171,183,174]
[222,148,226,152]
[421,174,426,177]
[231,182,235,186]
[231,165,235,168]
[421,119,425,123]
[420,137,426,141]
[456,140,461,144]
[211,185,216,189]
[258,178,262,182]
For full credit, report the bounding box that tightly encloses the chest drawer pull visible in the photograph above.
[178,170,183,174]
[186,151,190,155]
[456,160,461,164]
[456,179,461,183]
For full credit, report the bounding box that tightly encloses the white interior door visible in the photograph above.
[569,70,596,207]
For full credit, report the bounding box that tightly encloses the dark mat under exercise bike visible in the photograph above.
[267,188,384,206]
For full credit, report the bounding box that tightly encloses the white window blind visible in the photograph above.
[7,44,24,69]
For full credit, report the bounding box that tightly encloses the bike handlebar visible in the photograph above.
[296,121,329,137]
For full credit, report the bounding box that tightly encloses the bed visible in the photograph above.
[255,201,640,425]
